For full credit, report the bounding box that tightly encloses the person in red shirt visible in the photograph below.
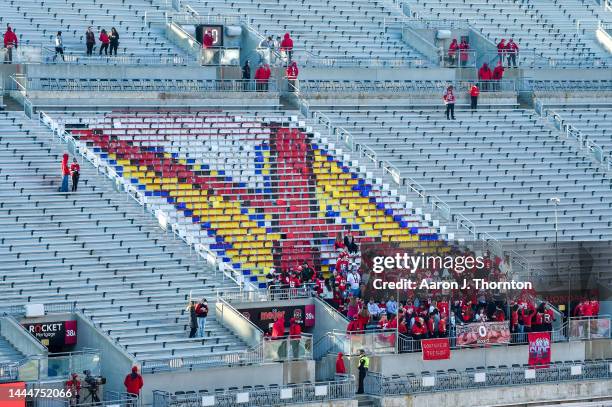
[347,316,363,334]
[522,307,534,333]
[590,299,600,316]
[280,32,294,62]
[70,158,80,192]
[254,63,267,92]
[334,232,346,251]
[377,313,388,329]
[60,153,70,192]
[492,60,504,91]
[65,373,81,405]
[438,316,447,338]
[510,303,520,335]
[448,38,459,67]
[505,38,519,68]
[459,39,470,67]
[469,84,480,110]
[496,39,506,65]
[543,305,555,332]
[3,26,18,63]
[202,30,214,48]
[286,61,299,92]
[478,63,492,91]
[99,29,110,55]
[289,317,302,359]
[124,366,144,406]
[335,352,346,375]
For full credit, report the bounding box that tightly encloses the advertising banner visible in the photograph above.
[456,321,510,346]
[422,338,451,360]
[22,320,78,350]
[528,332,551,367]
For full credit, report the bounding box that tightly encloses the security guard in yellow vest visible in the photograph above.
[357,349,369,394]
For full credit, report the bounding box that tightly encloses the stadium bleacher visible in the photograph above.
[187,0,431,66]
[49,110,444,286]
[406,0,611,67]
[0,111,249,371]
[312,107,612,241]
[2,0,189,62]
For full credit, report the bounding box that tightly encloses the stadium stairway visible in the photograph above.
[0,111,249,371]
[0,335,23,365]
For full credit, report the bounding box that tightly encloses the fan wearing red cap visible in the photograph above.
[65,373,81,404]
[124,366,144,404]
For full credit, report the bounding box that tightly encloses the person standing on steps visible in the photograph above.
[187,300,198,338]
[470,83,479,111]
[99,29,109,55]
[443,85,456,120]
[70,157,80,192]
[85,27,95,56]
[3,25,18,64]
[242,60,251,90]
[60,153,70,192]
[357,349,369,394]
[195,298,208,337]
[109,27,119,56]
[53,31,65,62]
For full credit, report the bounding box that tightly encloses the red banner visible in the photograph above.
[422,338,451,360]
[528,332,551,368]
[456,321,510,347]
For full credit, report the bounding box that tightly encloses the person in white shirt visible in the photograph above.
[53,31,65,62]
[367,299,381,318]
[347,270,361,297]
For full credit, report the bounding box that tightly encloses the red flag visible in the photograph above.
[422,338,450,361]
[528,332,551,368]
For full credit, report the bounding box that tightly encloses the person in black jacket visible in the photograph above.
[187,300,198,338]
[242,60,251,90]
[109,27,119,56]
[344,232,359,254]
[85,27,95,56]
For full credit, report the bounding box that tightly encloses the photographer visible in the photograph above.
[124,366,143,407]
[65,373,80,406]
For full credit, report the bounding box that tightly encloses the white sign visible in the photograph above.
[524,369,536,379]
[570,365,582,376]
[474,372,486,383]
[202,396,215,406]
[314,385,328,396]
[236,392,249,403]
[422,376,435,387]
[280,388,293,399]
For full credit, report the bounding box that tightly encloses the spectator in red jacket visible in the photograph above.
[478,63,493,91]
[254,63,267,92]
[124,366,143,406]
[70,158,80,192]
[289,317,302,359]
[60,153,70,192]
[469,84,479,110]
[497,39,506,65]
[271,315,285,338]
[3,25,18,63]
[280,32,294,62]
[335,352,346,375]
[459,39,470,67]
[448,38,459,67]
[286,61,299,92]
[492,60,504,91]
[203,30,214,48]
[65,373,81,405]
[99,29,110,55]
[506,38,519,68]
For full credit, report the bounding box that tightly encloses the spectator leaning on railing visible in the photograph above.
[4,24,18,63]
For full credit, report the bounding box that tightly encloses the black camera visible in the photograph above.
[82,370,107,387]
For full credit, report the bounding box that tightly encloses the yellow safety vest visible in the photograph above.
[359,355,369,369]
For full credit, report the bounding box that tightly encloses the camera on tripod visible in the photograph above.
[82,370,107,387]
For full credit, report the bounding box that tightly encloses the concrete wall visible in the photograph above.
[313,298,348,345]
[72,312,136,400]
[3,316,49,357]
[379,379,612,407]
[142,363,284,404]
[585,339,612,359]
[284,360,316,384]
[375,341,586,376]
[524,68,612,81]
